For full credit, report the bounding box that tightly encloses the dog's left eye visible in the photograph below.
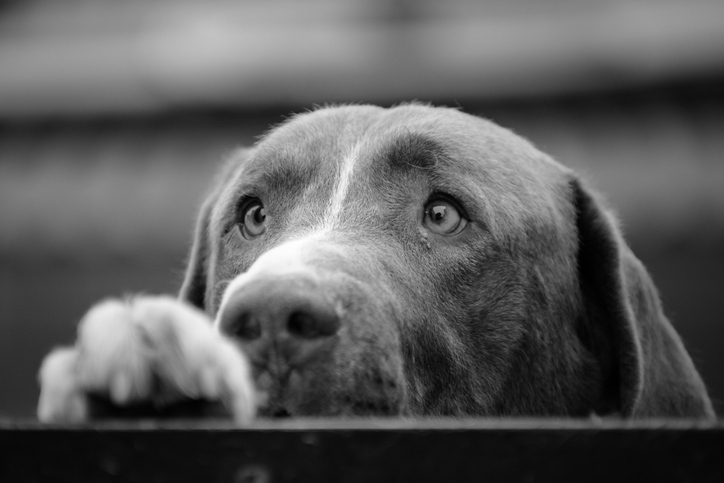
[423,198,467,235]
[239,199,267,239]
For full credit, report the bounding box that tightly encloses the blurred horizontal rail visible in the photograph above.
[1,419,723,482]
[2,0,724,116]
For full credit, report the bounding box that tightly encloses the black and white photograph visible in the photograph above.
[1,1,723,481]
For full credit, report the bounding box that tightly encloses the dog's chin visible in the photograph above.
[256,401,403,419]
[254,381,407,418]
[258,405,293,419]
[248,352,408,418]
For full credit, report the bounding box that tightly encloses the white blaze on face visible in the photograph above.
[319,142,362,233]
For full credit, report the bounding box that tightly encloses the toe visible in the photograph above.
[37,347,88,423]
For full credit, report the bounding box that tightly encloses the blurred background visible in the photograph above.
[1,0,723,418]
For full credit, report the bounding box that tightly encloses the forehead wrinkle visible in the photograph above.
[380,130,444,172]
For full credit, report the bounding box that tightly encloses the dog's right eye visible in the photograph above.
[423,197,467,236]
[238,198,266,240]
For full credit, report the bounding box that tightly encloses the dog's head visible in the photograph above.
[180,104,713,418]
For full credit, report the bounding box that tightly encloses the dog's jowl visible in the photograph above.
[38,104,715,421]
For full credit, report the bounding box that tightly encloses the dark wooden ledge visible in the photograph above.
[1,419,723,482]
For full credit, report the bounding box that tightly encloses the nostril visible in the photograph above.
[229,312,262,340]
[287,308,340,339]
[288,312,318,339]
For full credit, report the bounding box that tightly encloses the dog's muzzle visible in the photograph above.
[213,238,407,416]
[218,273,341,376]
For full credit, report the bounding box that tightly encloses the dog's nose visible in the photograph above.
[218,277,341,342]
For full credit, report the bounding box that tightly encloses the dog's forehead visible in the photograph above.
[253,105,383,167]
[259,104,464,156]
[254,104,564,177]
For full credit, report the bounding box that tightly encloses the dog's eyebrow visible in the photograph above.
[239,152,319,195]
[382,133,444,171]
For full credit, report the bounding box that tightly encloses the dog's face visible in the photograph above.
[180,104,713,418]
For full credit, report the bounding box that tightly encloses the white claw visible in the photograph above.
[110,372,133,405]
[37,347,88,423]
[217,340,257,423]
[200,366,221,400]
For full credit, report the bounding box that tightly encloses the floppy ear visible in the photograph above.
[572,178,714,418]
[179,149,249,311]
[179,193,217,310]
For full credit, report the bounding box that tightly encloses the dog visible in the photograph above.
[37,103,715,422]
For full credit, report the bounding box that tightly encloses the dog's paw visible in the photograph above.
[37,295,256,423]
